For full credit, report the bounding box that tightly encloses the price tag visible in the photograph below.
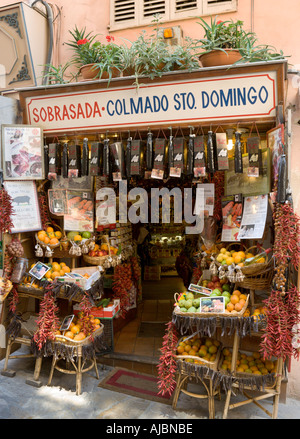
[169,167,181,178]
[151,169,164,179]
[188,283,212,296]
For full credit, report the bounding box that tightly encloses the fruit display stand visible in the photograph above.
[219,347,283,419]
[46,324,104,396]
[173,335,222,419]
[171,284,284,419]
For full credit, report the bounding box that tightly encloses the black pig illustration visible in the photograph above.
[12,196,30,205]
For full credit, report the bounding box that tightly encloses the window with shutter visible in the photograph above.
[110,0,237,30]
[143,0,166,18]
[112,0,136,24]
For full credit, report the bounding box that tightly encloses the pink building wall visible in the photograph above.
[0,0,300,399]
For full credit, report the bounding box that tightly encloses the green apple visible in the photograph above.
[212,288,222,296]
[222,291,231,299]
[222,284,230,292]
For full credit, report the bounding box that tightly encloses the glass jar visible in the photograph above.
[11,257,28,283]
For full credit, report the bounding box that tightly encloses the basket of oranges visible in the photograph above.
[53,314,103,346]
[175,335,221,372]
[36,224,66,250]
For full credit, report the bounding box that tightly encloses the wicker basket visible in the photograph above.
[240,246,271,276]
[218,347,280,389]
[54,323,103,346]
[174,292,250,318]
[235,260,274,290]
[83,234,114,266]
[176,336,221,371]
[35,222,67,250]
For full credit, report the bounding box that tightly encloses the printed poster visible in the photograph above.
[238,194,268,240]
[221,194,243,242]
[64,191,94,232]
[3,180,42,233]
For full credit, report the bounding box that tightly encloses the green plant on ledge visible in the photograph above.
[193,15,288,63]
[66,26,103,66]
[42,61,78,85]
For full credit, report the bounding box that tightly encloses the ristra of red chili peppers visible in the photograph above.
[260,286,300,361]
[112,263,133,318]
[0,187,15,234]
[273,201,300,291]
[33,283,60,351]
[37,190,52,230]
[79,293,95,340]
[157,321,179,397]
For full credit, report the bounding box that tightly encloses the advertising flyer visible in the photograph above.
[238,194,268,240]
[221,194,243,242]
[64,191,94,232]
[4,180,42,233]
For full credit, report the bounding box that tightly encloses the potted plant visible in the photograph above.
[194,16,287,67]
[93,35,122,84]
[66,26,103,79]
[169,38,200,72]
[194,16,256,67]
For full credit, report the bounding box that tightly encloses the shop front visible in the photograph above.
[1,59,299,417]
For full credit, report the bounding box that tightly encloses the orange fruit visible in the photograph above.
[49,237,59,245]
[59,270,65,276]
[47,232,55,239]
[239,299,246,307]
[45,270,52,279]
[62,266,71,273]
[94,324,100,330]
[60,262,66,267]
[46,226,54,233]
[64,331,74,339]
[239,294,247,301]
[71,325,80,335]
[209,345,217,354]
[185,345,192,353]
[94,318,100,325]
[234,254,243,264]
[234,302,243,312]
[238,251,246,259]
[230,294,239,305]
[177,346,185,354]
[74,332,86,341]
[51,271,60,279]
[54,231,62,239]
[232,290,241,297]
[189,349,196,356]
[226,302,234,312]
[44,236,50,244]
[225,257,234,266]
[52,262,61,271]
[38,231,46,241]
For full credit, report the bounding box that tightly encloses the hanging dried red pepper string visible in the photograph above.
[33,283,60,351]
[260,199,300,361]
[79,293,95,339]
[157,321,179,397]
[273,201,300,291]
[112,263,133,318]
[0,187,15,234]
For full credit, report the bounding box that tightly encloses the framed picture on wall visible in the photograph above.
[3,180,42,233]
[2,124,44,180]
[267,124,284,185]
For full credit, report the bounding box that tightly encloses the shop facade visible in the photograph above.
[0,57,299,418]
